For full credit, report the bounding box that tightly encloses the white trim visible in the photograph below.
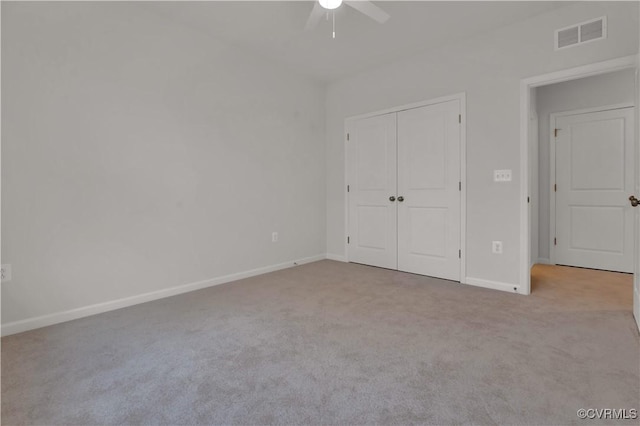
[549,102,634,120]
[344,123,350,263]
[537,257,552,265]
[548,103,635,265]
[550,116,556,264]
[520,54,638,296]
[326,253,347,262]
[464,277,522,294]
[523,55,637,89]
[549,112,557,266]
[1,254,326,336]
[460,94,467,282]
[549,113,557,265]
[345,93,466,122]
[344,92,467,282]
[521,80,531,294]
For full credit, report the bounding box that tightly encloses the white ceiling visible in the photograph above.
[140,1,571,82]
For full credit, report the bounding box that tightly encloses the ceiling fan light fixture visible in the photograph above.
[319,0,342,10]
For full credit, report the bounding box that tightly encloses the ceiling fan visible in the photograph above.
[304,0,390,35]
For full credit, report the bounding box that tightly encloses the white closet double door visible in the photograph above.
[347,100,461,281]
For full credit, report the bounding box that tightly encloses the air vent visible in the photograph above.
[555,16,607,50]
[557,26,579,49]
[580,19,604,42]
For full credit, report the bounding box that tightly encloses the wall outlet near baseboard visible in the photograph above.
[1,264,12,282]
[272,232,278,242]
[492,241,503,254]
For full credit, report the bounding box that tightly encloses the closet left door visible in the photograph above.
[347,113,398,270]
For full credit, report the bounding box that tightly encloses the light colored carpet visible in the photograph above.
[2,260,639,425]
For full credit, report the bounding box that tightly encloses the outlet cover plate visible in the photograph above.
[492,241,503,254]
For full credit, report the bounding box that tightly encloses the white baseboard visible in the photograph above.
[537,258,552,265]
[326,253,347,262]
[465,277,522,294]
[1,254,326,337]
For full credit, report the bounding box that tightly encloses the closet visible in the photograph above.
[346,99,462,281]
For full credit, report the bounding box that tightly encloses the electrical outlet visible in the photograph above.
[272,232,278,243]
[494,169,512,182]
[492,241,503,254]
[1,264,12,282]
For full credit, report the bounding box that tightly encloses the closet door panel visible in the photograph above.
[347,113,398,269]
[398,100,461,280]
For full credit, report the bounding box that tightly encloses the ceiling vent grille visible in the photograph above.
[555,16,607,50]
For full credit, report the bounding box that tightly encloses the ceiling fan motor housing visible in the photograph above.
[319,0,343,10]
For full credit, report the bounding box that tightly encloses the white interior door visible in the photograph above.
[555,107,635,273]
[634,60,640,332]
[397,100,461,280]
[634,128,640,330]
[347,113,398,269]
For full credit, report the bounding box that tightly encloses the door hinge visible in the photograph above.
[347,185,350,193]
[458,114,462,124]
[554,128,559,138]
[347,236,350,244]
[527,196,530,203]
[554,183,557,192]
[459,181,462,191]
[554,237,557,246]
[459,249,461,259]
[347,133,350,141]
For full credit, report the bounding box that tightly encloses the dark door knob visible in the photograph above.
[630,196,639,207]
[389,196,396,202]
[397,196,404,202]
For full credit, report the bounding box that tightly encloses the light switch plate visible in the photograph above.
[494,169,512,182]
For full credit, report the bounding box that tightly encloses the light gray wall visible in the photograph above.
[1,2,326,324]
[535,68,636,261]
[326,1,639,286]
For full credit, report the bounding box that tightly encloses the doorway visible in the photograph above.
[520,55,639,331]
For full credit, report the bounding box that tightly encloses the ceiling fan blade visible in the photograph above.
[344,1,390,24]
[304,2,325,31]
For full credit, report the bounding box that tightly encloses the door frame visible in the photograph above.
[549,103,635,265]
[344,92,467,283]
[520,54,638,295]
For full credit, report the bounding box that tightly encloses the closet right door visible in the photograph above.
[397,100,461,281]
